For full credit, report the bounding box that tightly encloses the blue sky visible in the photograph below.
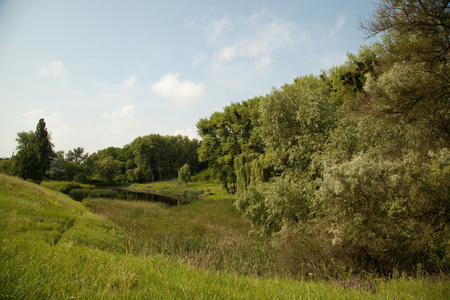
[0,0,376,157]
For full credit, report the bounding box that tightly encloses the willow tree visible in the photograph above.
[197,97,263,193]
[178,163,191,186]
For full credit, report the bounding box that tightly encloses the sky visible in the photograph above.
[0,0,377,158]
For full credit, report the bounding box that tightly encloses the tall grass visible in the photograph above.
[83,197,276,277]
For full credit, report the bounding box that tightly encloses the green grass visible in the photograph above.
[83,196,275,277]
[40,180,95,194]
[1,174,449,299]
[132,179,230,199]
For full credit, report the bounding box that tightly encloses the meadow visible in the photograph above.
[1,173,449,299]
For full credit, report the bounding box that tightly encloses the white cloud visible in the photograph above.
[123,76,136,88]
[330,14,346,36]
[101,104,137,134]
[255,54,273,69]
[208,15,232,40]
[217,46,237,62]
[152,73,205,106]
[195,9,306,70]
[21,109,46,126]
[102,104,136,120]
[40,61,64,76]
[17,109,75,152]
[192,53,207,68]
[174,128,200,140]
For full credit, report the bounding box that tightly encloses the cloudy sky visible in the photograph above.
[0,0,376,157]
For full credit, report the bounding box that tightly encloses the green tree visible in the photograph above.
[95,156,119,182]
[66,147,88,164]
[12,119,54,183]
[197,97,263,193]
[178,163,191,186]
[0,158,12,175]
[361,0,450,138]
[12,131,41,182]
[130,134,203,182]
[234,75,338,235]
[35,118,54,175]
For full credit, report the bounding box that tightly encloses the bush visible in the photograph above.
[182,190,204,197]
[316,149,450,274]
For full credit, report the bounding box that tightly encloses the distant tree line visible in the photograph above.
[1,127,204,184]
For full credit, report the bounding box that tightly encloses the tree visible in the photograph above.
[66,147,88,164]
[46,152,66,180]
[35,118,54,175]
[11,119,54,183]
[361,0,450,138]
[12,131,39,182]
[361,0,449,63]
[130,134,203,182]
[95,156,119,182]
[178,163,191,186]
[197,97,263,193]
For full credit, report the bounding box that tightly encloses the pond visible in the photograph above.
[114,189,189,206]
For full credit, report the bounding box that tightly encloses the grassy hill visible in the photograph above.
[0,174,448,299]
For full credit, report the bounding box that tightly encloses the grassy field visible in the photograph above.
[1,174,449,299]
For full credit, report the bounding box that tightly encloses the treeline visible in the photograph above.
[0,129,205,184]
[196,0,449,276]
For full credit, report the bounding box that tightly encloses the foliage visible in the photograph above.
[35,118,55,175]
[66,147,88,164]
[131,134,203,182]
[0,158,12,175]
[361,0,450,138]
[197,97,264,193]
[10,119,55,183]
[178,163,191,186]
[317,148,450,273]
[11,139,43,183]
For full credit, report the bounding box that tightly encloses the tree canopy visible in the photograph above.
[11,119,54,183]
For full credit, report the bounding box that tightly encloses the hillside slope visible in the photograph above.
[0,174,126,251]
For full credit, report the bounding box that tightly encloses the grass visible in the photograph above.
[83,196,275,277]
[131,179,230,199]
[1,174,449,299]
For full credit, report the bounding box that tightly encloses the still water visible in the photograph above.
[114,189,188,206]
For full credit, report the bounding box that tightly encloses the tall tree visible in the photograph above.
[361,0,450,138]
[12,119,54,183]
[66,147,88,164]
[197,97,263,193]
[35,118,54,175]
[12,137,42,183]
